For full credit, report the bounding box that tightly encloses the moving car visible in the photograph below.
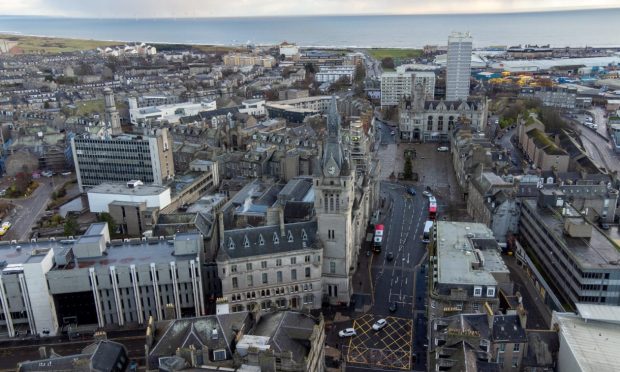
[407,187,416,196]
[372,319,387,331]
[389,302,398,312]
[422,190,432,197]
[386,252,394,261]
[437,146,449,152]
[339,328,357,338]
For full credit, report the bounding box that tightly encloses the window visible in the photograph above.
[305,255,311,263]
[276,259,282,267]
[328,229,335,240]
[511,356,519,368]
[261,261,267,269]
[232,277,238,289]
[330,261,336,274]
[499,343,505,352]
[231,265,237,273]
[513,343,520,352]
[427,115,433,131]
[437,116,444,131]
[473,286,482,297]
[262,273,268,284]
[290,257,297,265]
[486,287,496,297]
[291,269,297,280]
[305,267,311,278]
[213,349,227,361]
[246,263,252,271]
[277,271,283,283]
[247,275,253,287]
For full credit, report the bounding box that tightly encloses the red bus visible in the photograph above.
[429,196,437,220]
[373,224,384,252]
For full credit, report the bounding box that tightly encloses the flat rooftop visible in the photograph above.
[88,182,169,196]
[554,307,620,371]
[0,235,198,271]
[523,199,620,269]
[436,221,508,286]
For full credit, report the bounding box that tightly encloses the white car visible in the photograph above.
[422,191,432,197]
[428,196,437,204]
[390,130,396,135]
[437,146,449,152]
[372,319,387,331]
[338,328,357,338]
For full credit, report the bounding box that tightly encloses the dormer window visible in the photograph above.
[486,287,496,297]
[273,232,279,244]
[287,230,294,243]
[243,236,250,248]
[228,237,235,250]
[301,229,308,241]
[258,234,265,246]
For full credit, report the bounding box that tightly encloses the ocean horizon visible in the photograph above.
[1,8,620,49]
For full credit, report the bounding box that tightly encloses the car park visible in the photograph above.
[437,146,449,152]
[339,328,357,338]
[372,319,387,331]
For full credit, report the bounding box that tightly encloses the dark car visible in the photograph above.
[386,252,394,261]
[407,187,416,196]
[389,301,398,312]
[600,222,610,230]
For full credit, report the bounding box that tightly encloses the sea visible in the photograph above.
[1,8,620,48]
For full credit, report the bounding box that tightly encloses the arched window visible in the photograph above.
[427,115,433,131]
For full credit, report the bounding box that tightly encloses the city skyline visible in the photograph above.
[1,0,620,18]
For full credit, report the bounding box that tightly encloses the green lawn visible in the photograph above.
[367,48,423,60]
[0,34,118,54]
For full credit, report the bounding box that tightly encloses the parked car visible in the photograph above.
[437,146,449,152]
[339,328,357,338]
[599,222,610,230]
[372,319,387,331]
[407,187,416,196]
[389,302,398,312]
[386,252,394,261]
[390,130,396,135]
[2,221,11,230]
[422,190,432,197]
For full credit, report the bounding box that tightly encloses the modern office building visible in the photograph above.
[128,98,217,126]
[380,71,435,106]
[87,180,172,213]
[0,223,205,337]
[428,221,511,318]
[552,304,620,372]
[446,32,473,101]
[519,190,620,309]
[72,128,175,192]
[315,65,356,84]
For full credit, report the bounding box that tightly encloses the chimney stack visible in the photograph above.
[279,207,286,237]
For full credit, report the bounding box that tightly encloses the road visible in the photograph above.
[4,180,53,241]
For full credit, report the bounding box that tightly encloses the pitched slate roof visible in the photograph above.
[219,220,319,260]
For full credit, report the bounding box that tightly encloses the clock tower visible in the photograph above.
[315,96,356,305]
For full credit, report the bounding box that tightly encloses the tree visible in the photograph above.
[64,217,79,236]
[403,156,413,180]
[381,57,395,70]
[304,63,316,74]
[14,172,32,195]
[98,213,117,236]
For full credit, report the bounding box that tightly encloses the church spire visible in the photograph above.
[327,95,340,142]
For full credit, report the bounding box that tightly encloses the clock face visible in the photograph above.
[328,166,336,175]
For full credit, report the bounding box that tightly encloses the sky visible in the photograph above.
[1,0,620,18]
